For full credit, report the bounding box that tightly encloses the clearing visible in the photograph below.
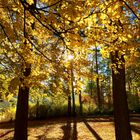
[0,116,140,140]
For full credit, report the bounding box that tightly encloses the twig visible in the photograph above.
[122,0,140,20]
[37,0,62,10]
[27,38,53,62]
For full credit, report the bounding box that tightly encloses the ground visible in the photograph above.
[0,116,140,140]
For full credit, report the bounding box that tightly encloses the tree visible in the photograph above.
[95,46,102,111]
[14,65,31,140]
[79,90,83,116]
[70,60,76,117]
[14,4,32,138]
[86,1,139,139]
[111,51,132,140]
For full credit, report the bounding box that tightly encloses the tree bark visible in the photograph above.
[71,62,76,117]
[95,46,102,110]
[108,77,112,109]
[36,97,39,119]
[127,81,132,94]
[79,90,83,116]
[14,66,31,140]
[68,94,71,117]
[90,82,93,96]
[111,51,132,140]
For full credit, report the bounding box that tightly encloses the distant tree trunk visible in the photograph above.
[111,51,132,140]
[71,62,76,117]
[36,97,39,119]
[14,66,31,140]
[108,77,112,109]
[90,82,93,96]
[108,91,112,109]
[127,81,132,94]
[79,90,83,116]
[95,46,101,110]
[68,94,71,117]
[100,83,104,109]
[90,54,94,96]
[135,87,138,97]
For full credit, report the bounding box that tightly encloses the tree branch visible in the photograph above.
[27,38,53,62]
[0,23,25,62]
[122,0,140,20]
[36,0,62,10]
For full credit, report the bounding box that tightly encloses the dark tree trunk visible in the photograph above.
[96,77,101,110]
[127,81,132,94]
[111,51,132,140]
[71,63,76,117]
[71,80,76,117]
[108,91,112,109]
[14,66,31,140]
[95,46,102,110]
[68,95,71,117]
[100,83,104,109]
[108,77,112,109]
[90,55,94,97]
[36,97,39,119]
[90,83,93,96]
[79,90,83,116]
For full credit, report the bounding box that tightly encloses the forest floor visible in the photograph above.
[0,116,140,140]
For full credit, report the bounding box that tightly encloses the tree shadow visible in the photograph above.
[35,134,47,139]
[0,121,15,129]
[0,116,113,130]
[83,119,103,140]
[130,116,140,123]
[0,119,59,129]
[0,130,14,139]
[61,117,77,140]
[72,118,78,140]
[131,124,140,134]
[61,119,71,140]
[85,117,114,122]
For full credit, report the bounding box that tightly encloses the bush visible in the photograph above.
[28,102,68,119]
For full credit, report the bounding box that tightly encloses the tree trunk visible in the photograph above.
[111,51,132,140]
[36,97,39,119]
[68,94,71,117]
[71,62,76,117]
[90,82,93,96]
[95,46,101,110]
[79,90,83,116]
[14,66,31,140]
[100,83,104,109]
[127,81,132,94]
[108,77,112,109]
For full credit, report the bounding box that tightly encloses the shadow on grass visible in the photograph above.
[0,130,14,139]
[35,134,47,139]
[61,119,71,140]
[61,118,77,140]
[72,118,78,140]
[85,117,114,122]
[83,119,103,140]
[0,119,56,129]
[131,124,140,134]
[0,121,15,129]
[0,116,114,130]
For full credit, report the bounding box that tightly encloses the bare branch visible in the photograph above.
[37,0,62,10]
[122,0,140,20]
[27,38,53,62]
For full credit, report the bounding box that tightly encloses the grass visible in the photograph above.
[0,117,139,140]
